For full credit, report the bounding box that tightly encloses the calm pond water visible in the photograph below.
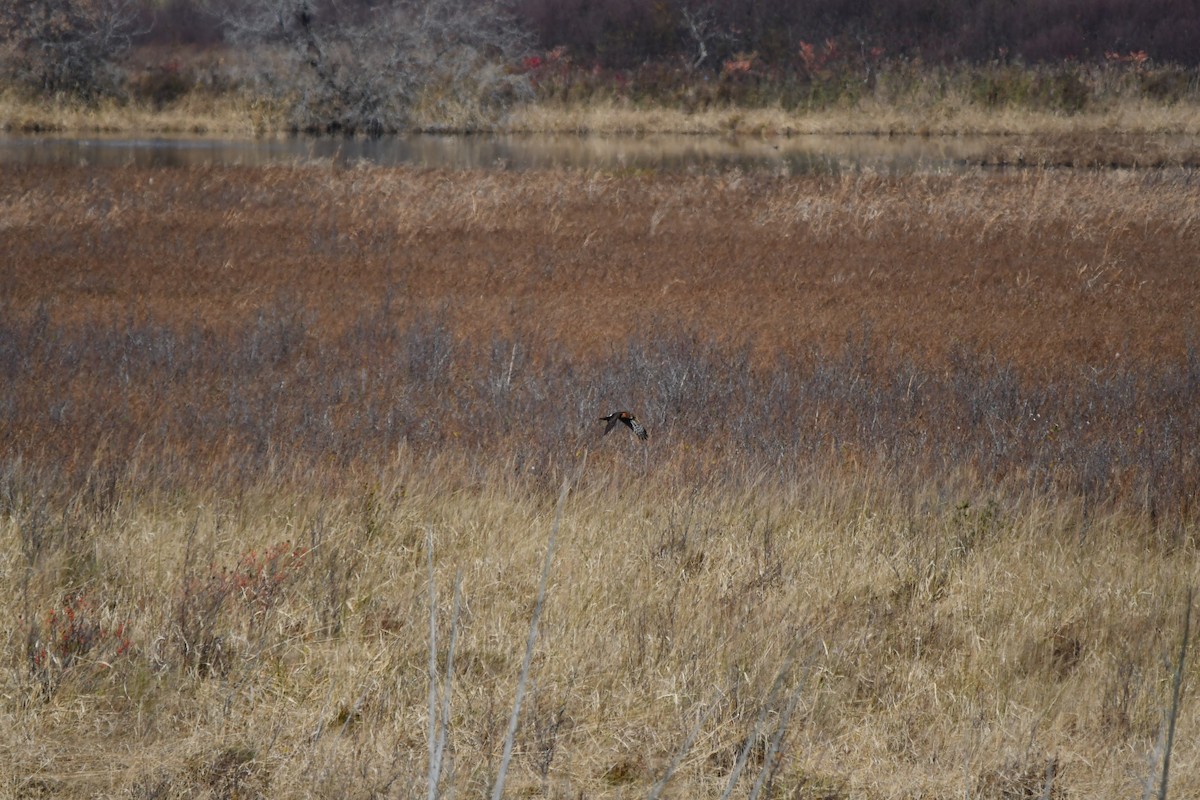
[0,132,1013,173]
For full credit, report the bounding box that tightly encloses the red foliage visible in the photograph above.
[188,541,312,616]
[28,593,133,681]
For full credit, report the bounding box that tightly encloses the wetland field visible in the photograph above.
[2,159,1199,798]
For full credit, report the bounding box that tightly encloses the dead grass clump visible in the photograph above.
[1,452,1198,796]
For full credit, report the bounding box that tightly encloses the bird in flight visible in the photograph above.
[600,411,648,441]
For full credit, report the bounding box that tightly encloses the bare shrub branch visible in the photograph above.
[0,0,147,99]
[212,0,531,133]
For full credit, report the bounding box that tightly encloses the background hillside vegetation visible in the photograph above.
[3,0,1200,133]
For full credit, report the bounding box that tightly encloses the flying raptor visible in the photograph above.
[600,411,648,441]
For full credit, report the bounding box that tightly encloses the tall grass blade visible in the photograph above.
[491,475,572,800]
[425,532,462,800]
[719,649,801,800]
[1039,757,1056,800]
[426,531,440,800]
[433,573,463,792]
[748,676,806,800]
[1143,720,1168,800]
[1158,587,1192,800]
[647,690,724,800]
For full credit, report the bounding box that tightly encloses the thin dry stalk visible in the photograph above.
[1156,588,1193,800]
[491,474,571,799]
[720,653,800,800]
[425,528,462,800]
[648,689,725,800]
[749,673,807,800]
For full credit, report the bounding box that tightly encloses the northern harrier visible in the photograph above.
[600,411,648,441]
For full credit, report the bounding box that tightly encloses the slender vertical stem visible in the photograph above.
[426,531,439,800]
[1159,587,1192,800]
[491,477,571,800]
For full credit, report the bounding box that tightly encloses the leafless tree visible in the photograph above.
[679,4,730,71]
[0,0,147,99]
[213,0,532,134]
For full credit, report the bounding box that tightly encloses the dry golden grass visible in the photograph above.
[1,461,1197,798]
[1,161,1199,798]
[503,98,1200,137]
[4,76,1200,137]
[0,87,278,136]
[6,92,1200,137]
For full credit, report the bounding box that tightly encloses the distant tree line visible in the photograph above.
[136,0,1199,67]
[3,0,1198,127]
[1,0,530,132]
[508,0,1200,68]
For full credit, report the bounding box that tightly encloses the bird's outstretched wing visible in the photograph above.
[600,411,648,440]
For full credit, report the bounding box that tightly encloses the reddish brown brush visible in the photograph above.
[2,164,1197,514]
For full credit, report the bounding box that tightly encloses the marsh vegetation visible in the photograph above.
[2,161,1198,797]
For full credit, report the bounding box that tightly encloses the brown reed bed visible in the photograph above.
[2,163,1198,506]
[3,163,1196,365]
[1,161,1199,797]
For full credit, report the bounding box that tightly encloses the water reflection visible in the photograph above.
[0,132,1010,172]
